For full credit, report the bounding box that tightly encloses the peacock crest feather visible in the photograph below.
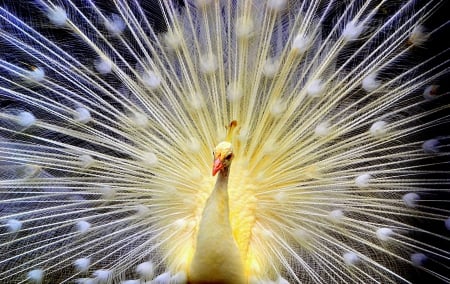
[0,0,449,283]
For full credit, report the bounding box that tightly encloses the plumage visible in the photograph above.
[0,0,449,283]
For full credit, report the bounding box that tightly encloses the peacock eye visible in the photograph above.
[225,153,232,160]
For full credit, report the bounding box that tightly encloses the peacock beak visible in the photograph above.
[212,158,224,176]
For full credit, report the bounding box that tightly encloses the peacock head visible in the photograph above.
[212,141,234,176]
[212,120,238,176]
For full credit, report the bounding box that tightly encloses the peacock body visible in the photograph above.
[0,0,449,283]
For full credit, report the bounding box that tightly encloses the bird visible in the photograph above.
[0,0,449,284]
[189,120,246,284]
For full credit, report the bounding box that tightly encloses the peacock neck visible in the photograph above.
[200,166,232,240]
[189,165,246,284]
[211,167,232,223]
[213,167,230,205]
